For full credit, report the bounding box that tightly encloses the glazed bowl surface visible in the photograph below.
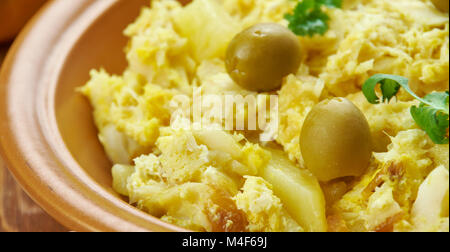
[0,0,48,42]
[0,0,186,232]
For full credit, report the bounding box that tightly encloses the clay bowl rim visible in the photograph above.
[0,0,187,232]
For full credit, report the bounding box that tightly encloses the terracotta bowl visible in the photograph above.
[0,0,188,232]
[0,0,48,42]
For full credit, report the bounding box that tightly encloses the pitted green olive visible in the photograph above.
[300,98,372,182]
[225,23,302,92]
[431,0,449,12]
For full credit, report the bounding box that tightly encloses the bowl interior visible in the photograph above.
[54,0,147,196]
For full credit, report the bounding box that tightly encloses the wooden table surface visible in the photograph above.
[0,43,68,232]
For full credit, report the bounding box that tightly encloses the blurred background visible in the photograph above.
[0,0,67,232]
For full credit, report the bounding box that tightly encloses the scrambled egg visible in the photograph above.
[81,0,449,232]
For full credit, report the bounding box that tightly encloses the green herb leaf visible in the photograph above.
[422,91,450,115]
[361,74,408,104]
[411,101,449,145]
[362,74,449,144]
[285,0,342,37]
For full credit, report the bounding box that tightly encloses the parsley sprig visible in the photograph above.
[285,0,342,37]
[362,74,449,144]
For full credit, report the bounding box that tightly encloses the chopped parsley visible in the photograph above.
[362,74,449,144]
[284,0,342,37]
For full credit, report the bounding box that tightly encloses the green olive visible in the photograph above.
[226,23,302,92]
[431,0,449,12]
[300,98,372,182]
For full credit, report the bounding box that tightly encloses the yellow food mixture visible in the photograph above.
[81,0,449,232]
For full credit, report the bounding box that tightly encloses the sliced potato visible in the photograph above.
[193,129,242,158]
[112,164,135,196]
[99,124,147,165]
[261,149,327,232]
[173,0,240,61]
[412,166,449,226]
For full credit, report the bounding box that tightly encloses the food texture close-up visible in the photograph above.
[0,0,448,234]
[79,0,449,232]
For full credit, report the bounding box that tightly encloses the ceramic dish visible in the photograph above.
[0,0,186,232]
[0,0,48,42]
[1,0,448,233]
